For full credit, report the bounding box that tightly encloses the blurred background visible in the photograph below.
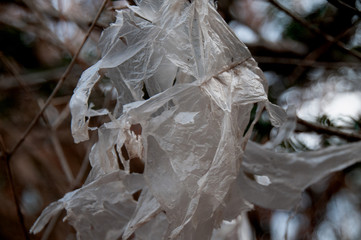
[1,0,361,239]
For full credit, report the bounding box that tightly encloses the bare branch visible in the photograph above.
[255,56,361,68]
[0,139,30,240]
[0,67,67,90]
[267,0,361,61]
[71,140,93,189]
[297,117,361,141]
[330,0,361,17]
[50,132,74,183]
[51,104,70,130]
[286,18,361,84]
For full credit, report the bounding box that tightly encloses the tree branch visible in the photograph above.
[0,135,30,240]
[267,0,361,61]
[329,0,361,17]
[0,66,67,90]
[297,117,361,141]
[255,56,361,68]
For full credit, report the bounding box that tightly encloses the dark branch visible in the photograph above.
[0,135,30,240]
[297,117,361,142]
[328,0,361,17]
[255,56,361,68]
[267,0,361,61]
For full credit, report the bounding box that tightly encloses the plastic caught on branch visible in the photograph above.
[30,0,361,239]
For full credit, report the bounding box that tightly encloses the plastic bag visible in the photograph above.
[31,1,361,239]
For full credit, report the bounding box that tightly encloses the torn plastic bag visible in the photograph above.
[30,172,144,240]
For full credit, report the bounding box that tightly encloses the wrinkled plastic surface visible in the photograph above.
[31,172,144,239]
[240,140,361,210]
[30,0,361,239]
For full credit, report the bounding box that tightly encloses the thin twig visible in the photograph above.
[332,0,361,16]
[0,139,30,240]
[8,0,109,158]
[41,137,93,238]
[5,159,31,240]
[1,52,50,240]
[51,104,70,130]
[0,66,66,90]
[50,132,75,183]
[255,56,361,68]
[0,52,30,92]
[267,0,361,61]
[297,117,361,141]
[71,139,93,189]
[38,99,74,183]
[287,18,361,84]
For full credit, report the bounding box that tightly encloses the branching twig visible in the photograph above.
[267,0,361,61]
[0,52,47,240]
[297,117,361,141]
[4,159,30,240]
[8,0,109,158]
[0,136,30,240]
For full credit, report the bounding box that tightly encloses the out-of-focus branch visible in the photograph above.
[297,117,361,141]
[0,52,32,92]
[328,0,361,17]
[267,0,361,61]
[287,18,361,84]
[40,135,93,239]
[255,56,361,68]
[0,66,67,90]
[50,133,74,183]
[0,135,30,240]
[8,0,110,158]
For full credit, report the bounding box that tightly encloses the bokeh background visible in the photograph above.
[1,0,361,239]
